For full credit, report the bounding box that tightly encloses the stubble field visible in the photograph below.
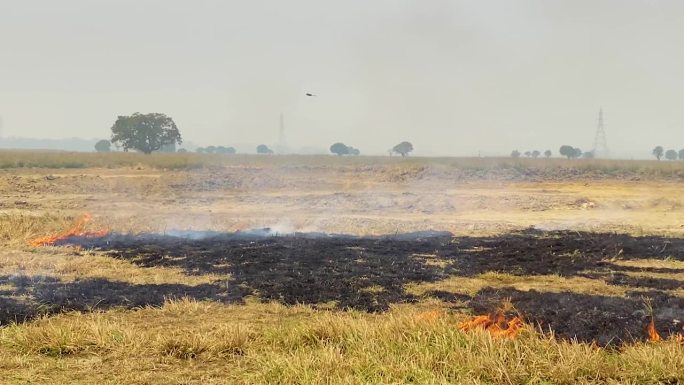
[0,152,683,384]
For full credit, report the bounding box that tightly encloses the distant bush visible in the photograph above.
[329,143,361,156]
[216,146,236,155]
[256,144,273,154]
[94,140,111,153]
[326,143,347,156]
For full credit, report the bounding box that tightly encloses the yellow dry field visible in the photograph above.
[1,160,682,237]
[0,154,682,384]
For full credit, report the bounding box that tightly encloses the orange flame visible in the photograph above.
[29,213,109,247]
[647,316,662,342]
[458,312,524,338]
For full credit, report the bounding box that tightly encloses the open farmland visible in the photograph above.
[0,152,683,384]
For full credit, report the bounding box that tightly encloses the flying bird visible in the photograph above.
[305,93,317,97]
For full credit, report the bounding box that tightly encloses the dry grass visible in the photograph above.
[611,259,684,271]
[0,299,682,384]
[0,213,73,247]
[406,272,629,298]
[1,149,683,177]
[0,250,221,286]
[1,154,682,383]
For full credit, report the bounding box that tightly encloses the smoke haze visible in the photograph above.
[1,0,683,157]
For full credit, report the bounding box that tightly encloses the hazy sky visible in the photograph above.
[1,0,683,156]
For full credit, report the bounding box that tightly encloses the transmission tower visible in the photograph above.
[278,112,285,147]
[592,108,609,158]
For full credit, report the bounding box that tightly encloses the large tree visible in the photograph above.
[392,141,414,157]
[679,149,684,160]
[111,113,182,154]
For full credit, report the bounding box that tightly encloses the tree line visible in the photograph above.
[94,112,415,157]
[652,146,684,161]
[511,146,593,159]
[512,145,684,160]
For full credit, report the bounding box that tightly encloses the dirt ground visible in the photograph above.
[0,159,683,346]
[1,162,683,237]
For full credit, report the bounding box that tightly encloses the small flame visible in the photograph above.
[647,316,662,342]
[458,312,524,338]
[29,213,110,247]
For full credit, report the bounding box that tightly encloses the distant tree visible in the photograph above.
[510,150,521,158]
[532,150,541,158]
[559,145,572,159]
[574,148,583,158]
[94,139,111,153]
[256,144,273,154]
[544,150,552,158]
[330,142,349,156]
[216,146,236,155]
[652,146,664,160]
[347,146,360,156]
[205,146,217,154]
[196,147,206,154]
[110,112,181,154]
[679,149,684,160]
[392,141,414,157]
[177,148,188,153]
[558,145,577,159]
[524,151,532,157]
[582,151,595,159]
[665,149,678,161]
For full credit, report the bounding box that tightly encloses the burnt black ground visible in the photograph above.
[2,230,682,345]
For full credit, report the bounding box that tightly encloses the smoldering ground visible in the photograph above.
[3,229,683,346]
